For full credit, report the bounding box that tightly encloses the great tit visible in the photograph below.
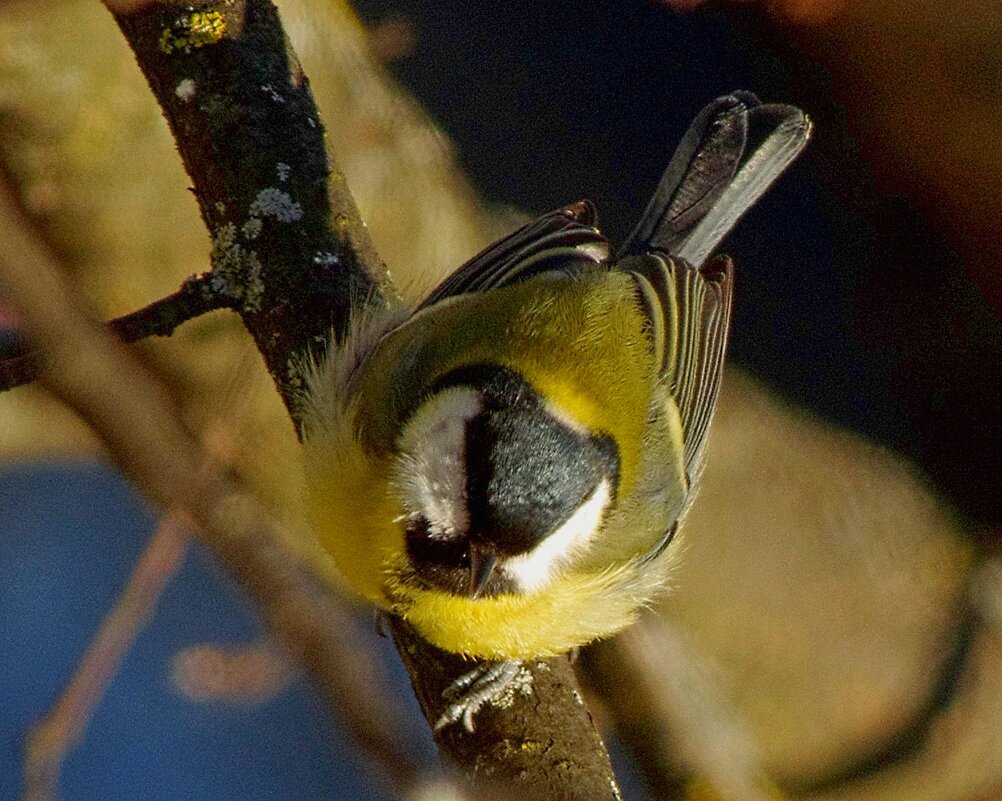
[300,92,811,728]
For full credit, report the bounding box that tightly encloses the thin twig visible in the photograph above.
[0,271,232,392]
[23,518,188,801]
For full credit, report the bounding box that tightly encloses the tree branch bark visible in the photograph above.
[109,0,386,419]
[391,619,620,801]
[0,270,231,391]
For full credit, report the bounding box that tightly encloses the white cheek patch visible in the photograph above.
[503,479,612,594]
[394,388,482,539]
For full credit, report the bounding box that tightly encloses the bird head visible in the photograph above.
[393,364,619,598]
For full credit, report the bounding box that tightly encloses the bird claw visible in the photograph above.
[434,660,523,733]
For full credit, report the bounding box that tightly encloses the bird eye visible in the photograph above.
[404,519,469,568]
[404,519,505,595]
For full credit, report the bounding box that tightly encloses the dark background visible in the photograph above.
[356,0,1002,533]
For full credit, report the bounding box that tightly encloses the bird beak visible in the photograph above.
[467,546,498,599]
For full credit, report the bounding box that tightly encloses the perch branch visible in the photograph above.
[391,619,620,801]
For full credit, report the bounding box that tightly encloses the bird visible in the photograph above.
[299,91,811,730]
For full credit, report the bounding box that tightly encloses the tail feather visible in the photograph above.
[620,92,812,266]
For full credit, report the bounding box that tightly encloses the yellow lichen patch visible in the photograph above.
[159,11,226,54]
[516,739,547,757]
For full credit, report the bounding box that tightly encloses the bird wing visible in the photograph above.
[622,253,733,479]
[618,91,809,477]
[418,201,610,309]
[420,92,806,482]
[620,91,812,267]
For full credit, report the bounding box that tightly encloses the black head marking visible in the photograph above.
[404,519,517,596]
[402,364,620,596]
[439,364,619,557]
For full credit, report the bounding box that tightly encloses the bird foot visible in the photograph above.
[434,660,525,733]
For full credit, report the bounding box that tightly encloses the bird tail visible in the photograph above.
[620,91,812,267]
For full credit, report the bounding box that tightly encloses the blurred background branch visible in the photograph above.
[24,517,188,801]
[0,156,429,799]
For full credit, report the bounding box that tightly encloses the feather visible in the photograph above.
[419,201,609,307]
[621,91,812,267]
[621,254,733,479]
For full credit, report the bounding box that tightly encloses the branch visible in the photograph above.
[24,518,188,801]
[391,619,620,801]
[0,271,231,392]
[108,0,386,418]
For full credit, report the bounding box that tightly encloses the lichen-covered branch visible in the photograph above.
[391,619,620,801]
[109,0,387,418]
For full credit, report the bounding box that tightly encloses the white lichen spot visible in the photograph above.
[610,777,623,800]
[488,664,533,711]
[312,250,339,268]
[307,117,317,128]
[571,689,584,705]
[276,162,291,182]
[211,223,237,265]
[175,78,197,102]
[210,222,264,312]
[249,187,302,223]
[242,217,263,240]
[209,272,228,293]
[261,84,285,103]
